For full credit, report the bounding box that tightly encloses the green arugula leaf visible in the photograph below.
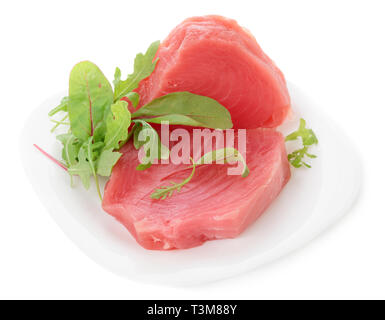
[133,122,147,150]
[92,121,107,144]
[50,116,69,126]
[133,119,169,170]
[68,61,113,141]
[136,162,153,171]
[286,118,318,168]
[151,146,250,200]
[113,41,160,102]
[196,147,250,178]
[42,41,249,202]
[96,148,122,176]
[48,96,69,116]
[151,158,196,200]
[285,118,318,146]
[113,67,121,88]
[68,146,92,190]
[287,146,317,168]
[132,92,233,129]
[66,137,104,198]
[104,100,131,150]
[84,137,103,200]
[56,133,80,168]
[50,114,69,133]
[49,97,70,133]
[126,92,140,108]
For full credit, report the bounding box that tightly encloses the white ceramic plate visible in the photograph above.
[20,83,362,286]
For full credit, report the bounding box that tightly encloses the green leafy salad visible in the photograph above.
[35,41,317,201]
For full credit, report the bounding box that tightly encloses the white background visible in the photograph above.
[1,0,384,299]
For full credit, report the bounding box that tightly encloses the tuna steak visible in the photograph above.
[102,129,291,250]
[134,15,291,128]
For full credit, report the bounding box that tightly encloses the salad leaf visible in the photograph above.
[49,97,70,132]
[126,92,140,108]
[287,146,316,168]
[96,149,122,176]
[68,61,113,141]
[113,41,160,102]
[133,122,147,150]
[66,137,103,198]
[196,147,250,178]
[68,146,92,190]
[113,67,121,88]
[132,92,233,129]
[285,118,318,146]
[56,133,80,168]
[50,114,69,133]
[286,118,318,168]
[48,96,69,116]
[103,100,131,150]
[151,146,250,200]
[133,119,169,170]
[50,116,69,126]
[151,158,197,200]
[39,41,259,202]
[92,121,107,144]
[84,137,102,200]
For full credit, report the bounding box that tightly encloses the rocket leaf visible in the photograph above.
[113,41,160,102]
[151,158,197,200]
[84,137,102,200]
[126,92,140,108]
[286,118,318,168]
[133,119,169,170]
[196,147,250,178]
[56,133,80,168]
[285,118,318,146]
[96,149,122,176]
[48,96,69,117]
[68,146,92,190]
[113,67,121,88]
[103,100,131,150]
[151,146,250,200]
[287,146,316,168]
[37,40,255,202]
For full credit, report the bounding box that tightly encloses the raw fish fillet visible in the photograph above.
[102,129,291,250]
[134,15,291,128]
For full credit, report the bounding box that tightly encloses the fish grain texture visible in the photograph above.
[102,129,291,250]
[134,15,291,128]
[104,16,292,250]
